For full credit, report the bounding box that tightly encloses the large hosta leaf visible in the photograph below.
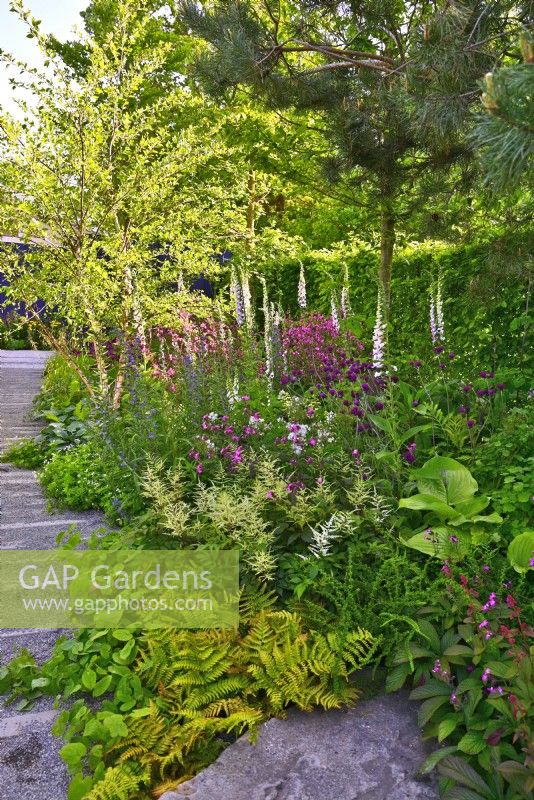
[399,493,461,520]
[413,456,478,505]
[402,526,469,558]
[507,530,534,573]
[454,496,490,517]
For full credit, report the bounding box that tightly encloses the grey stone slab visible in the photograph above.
[160,693,439,800]
[0,712,58,739]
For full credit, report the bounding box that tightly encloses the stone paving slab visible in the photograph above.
[161,693,438,800]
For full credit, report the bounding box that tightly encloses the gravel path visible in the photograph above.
[0,350,105,800]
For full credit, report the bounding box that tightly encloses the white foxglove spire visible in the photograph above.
[372,287,386,374]
[297,263,307,309]
[331,291,339,333]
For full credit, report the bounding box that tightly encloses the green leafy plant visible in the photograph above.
[3,610,376,800]
[507,531,534,574]
[387,563,534,800]
[399,457,502,559]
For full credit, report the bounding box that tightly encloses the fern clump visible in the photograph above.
[56,611,376,799]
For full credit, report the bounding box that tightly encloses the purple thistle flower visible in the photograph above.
[466,419,476,428]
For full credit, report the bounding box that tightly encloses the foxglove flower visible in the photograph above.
[261,277,274,386]
[429,273,445,344]
[241,269,253,329]
[435,275,444,341]
[429,295,438,344]
[331,292,340,334]
[372,288,386,374]
[297,264,307,309]
[230,267,245,327]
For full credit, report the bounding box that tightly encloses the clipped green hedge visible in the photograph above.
[260,228,532,370]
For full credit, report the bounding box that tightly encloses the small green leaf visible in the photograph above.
[60,742,87,769]
[112,630,133,642]
[31,677,50,689]
[81,668,97,691]
[67,772,93,800]
[438,715,460,742]
[385,662,411,692]
[418,694,450,727]
[457,731,487,755]
[418,745,457,774]
[102,714,128,739]
[93,675,113,697]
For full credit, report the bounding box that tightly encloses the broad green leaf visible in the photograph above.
[93,675,113,697]
[507,531,534,573]
[67,773,93,800]
[399,494,461,519]
[416,619,441,652]
[438,756,492,795]
[442,789,489,800]
[392,643,435,664]
[410,679,453,700]
[457,731,487,755]
[402,527,464,558]
[438,715,460,742]
[454,496,490,517]
[112,629,133,642]
[399,424,433,444]
[418,745,457,774]
[418,694,450,727]
[443,645,473,658]
[413,457,478,505]
[471,513,502,524]
[385,662,411,692]
[484,660,518,679]
[60,742,87,769]
[31,677,50,689]
[368,413,393,435]
[102,714,128,739]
